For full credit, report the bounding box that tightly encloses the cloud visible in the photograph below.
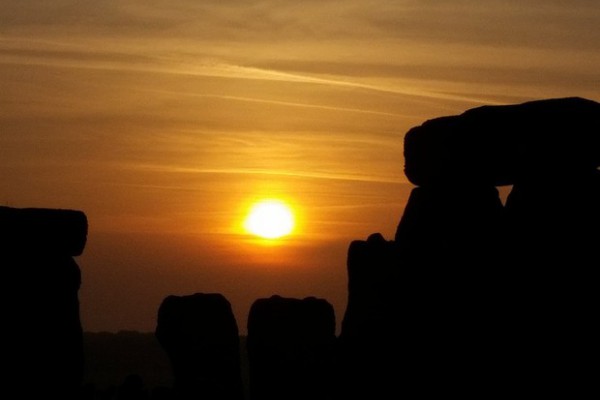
[3,0,598,110]
[116,163,404,185]
[0,45,153,65]
[0,40,513,108]
[0,0,175,33]
[357,0,600,50]
[4,1,598,49]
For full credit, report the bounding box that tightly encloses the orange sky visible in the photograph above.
[1,0,599,333]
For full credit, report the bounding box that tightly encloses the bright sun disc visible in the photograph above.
[244,200,295,239]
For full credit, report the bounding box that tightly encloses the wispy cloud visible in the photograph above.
[3,0,598,104]
[0,40,496,105]
[5,58,528,117]
[116,163,405,185]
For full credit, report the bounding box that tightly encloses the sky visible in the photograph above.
[1,0,599,333]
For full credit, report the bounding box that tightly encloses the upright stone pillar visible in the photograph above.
[247,295,336,400]
[156,293,244,400]
[1,206,87,399]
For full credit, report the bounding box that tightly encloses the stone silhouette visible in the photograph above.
[0,206,87,399]
[340,191,508,396]
[247,295,336,400]
[395,184,506,262]
[340,97,599,397]
[503,173,599,394]
[337,233,403,398]
[404,97,600,186]
[117,374,149,400]
[155,293,244,400]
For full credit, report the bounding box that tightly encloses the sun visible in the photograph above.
[244,200,295,239]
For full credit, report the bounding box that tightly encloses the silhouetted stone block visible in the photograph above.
[1,206,87,399]
[342,185,508,396]
[391,97,600,396]
[340,233,399,342]
[404,97,600,186]
[337,233,401,398]
[247,295,336,400]
[155,293,243,400]
[503,170,599,393]
[394,185,508,359]
[0,206,88,256]
[395,185,506,265]
[506,170,599,261]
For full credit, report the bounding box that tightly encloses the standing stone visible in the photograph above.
[247,295,336,400]
[399,185,508,381]
[395,185,506,264]
[337,233,401,399]
[505,171,600,265]
[504,170,600,395]
[155,293,244,400]
[391,96,600,397]
[0,206,87,400]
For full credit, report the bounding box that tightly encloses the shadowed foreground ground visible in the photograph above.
[82,332,249,399]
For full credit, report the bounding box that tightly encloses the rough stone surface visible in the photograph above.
[0,206,88,256]
[503,170,599,392]
[395,185,506,263]
[156,293,244,400]
[247,295,336,400]
[404,97,600,186]
[337,233,401,398]
[1,207,87,399]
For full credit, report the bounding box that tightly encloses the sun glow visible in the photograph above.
[244,200,295,239]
